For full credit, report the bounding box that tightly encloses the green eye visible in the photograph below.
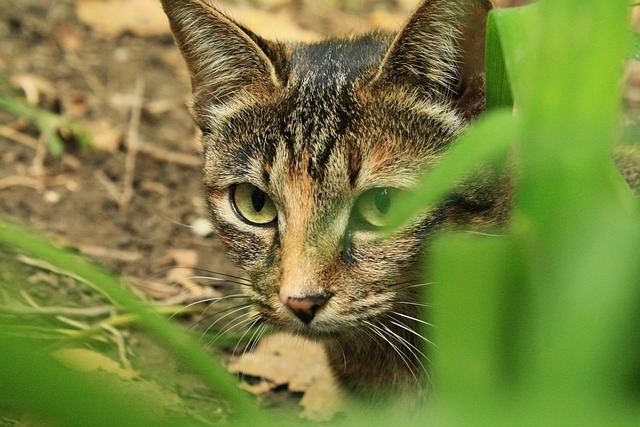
[232,183,278,225]
[354,188,397,228]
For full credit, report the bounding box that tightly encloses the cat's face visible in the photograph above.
[200,44,465,337]
[161,0,493,340]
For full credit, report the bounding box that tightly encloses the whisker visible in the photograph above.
[187,267,252,284]
[392,282,433,290]
[168,275,250,291]
[384,322,432,391]
[196,302,253,337]
[245,322,269,355]
[208,311,259,347]
[387,318,435,353]
[231,322,269,383]
[395,300,432,308]
[185,274,250,286]
[463,230,506,238]
[391,311,434,328]
[362,320,421,387]
[169,293,249,321]
[378,320,428,373]
[386,318,430,344]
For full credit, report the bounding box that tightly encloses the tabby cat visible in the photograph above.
[160,0,505,401]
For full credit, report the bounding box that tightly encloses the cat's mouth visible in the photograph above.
[260,304,382,340]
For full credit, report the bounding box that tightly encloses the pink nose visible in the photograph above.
[280,293,331,324]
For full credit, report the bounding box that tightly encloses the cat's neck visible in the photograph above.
[323,303,427,401]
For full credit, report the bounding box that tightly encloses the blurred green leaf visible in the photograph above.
[0,91,91,156]
[0,217,262,424]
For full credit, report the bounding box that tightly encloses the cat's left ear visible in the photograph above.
[372,0,492,118]
[160,0,287,122]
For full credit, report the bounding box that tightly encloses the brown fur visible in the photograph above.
[160,0,639,403]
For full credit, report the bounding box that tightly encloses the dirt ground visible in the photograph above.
[1,0,638,423]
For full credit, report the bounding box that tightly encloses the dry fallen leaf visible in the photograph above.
[219,5,320,42]
[12,74,55,106]
[53,21,83,52]
[76,0,169,37]
[75,0,320,41]
[228,332,343,420]
[53,348,139,380]
[84,120,123,152]
[162,248,205,294]
[366,10,407,32]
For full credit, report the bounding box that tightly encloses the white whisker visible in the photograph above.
[395,300,432,308]
[391,311,434,328]
[463,230,506,238]
[207,310,257,347]
[200,303,253,338]
[363,320,421,388]
[228,314,263,355]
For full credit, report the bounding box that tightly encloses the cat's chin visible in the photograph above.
[277,320,363,342]
[291,328,345,341]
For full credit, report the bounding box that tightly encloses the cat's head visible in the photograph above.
[161,0,494,339]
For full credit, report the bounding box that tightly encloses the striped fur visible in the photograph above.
[162,0,497,401]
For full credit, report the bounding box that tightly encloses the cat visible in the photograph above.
[160,0,504,402]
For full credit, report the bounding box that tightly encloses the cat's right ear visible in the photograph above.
[161,0,286,114]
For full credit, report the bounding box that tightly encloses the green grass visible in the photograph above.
[0,73,91,156]
[425,0,640,424]
[1,0,640,425]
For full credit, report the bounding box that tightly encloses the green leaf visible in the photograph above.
[430,234,515,401]
[485,5,537,110]
[632,31,640,60]
[0,217,262,424]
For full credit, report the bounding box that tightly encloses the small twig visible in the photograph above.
[137,142,200,167]
[0,124,38,149]
[0,175,43,190]
[76,244,142,262]
[102,322,132,370]
[56,316,90,330]
[31,126,51,176]
[65,53,107,97]
[1,304,114,317]
[19,289,41,309]
[94,170,124,205]
[58,305,204,343]
[120,77,145,210]
[16,254,118,306]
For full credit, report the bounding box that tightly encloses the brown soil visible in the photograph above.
[0,0,234,285]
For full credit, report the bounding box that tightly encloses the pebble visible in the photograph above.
[44,190,61,204]
[191,217,214,237]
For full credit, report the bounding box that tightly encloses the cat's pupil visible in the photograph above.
[251,188,266,212]
[374,189,391,215]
